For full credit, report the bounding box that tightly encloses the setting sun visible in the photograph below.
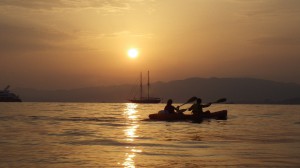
[128,48,139,59]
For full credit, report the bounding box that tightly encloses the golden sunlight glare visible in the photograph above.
[128,48,139,59]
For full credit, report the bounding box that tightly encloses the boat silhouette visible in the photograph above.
[129,71,161,104]
[0,85,22,102]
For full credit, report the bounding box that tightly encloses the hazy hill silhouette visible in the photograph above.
[15,77,300,104]
[152,77,300,104]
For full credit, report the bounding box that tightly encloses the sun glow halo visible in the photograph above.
[128,48,139,59]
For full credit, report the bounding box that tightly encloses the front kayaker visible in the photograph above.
[188,98,211,116]
[164,99,179,114]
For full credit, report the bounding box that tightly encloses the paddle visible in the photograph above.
[211,98,227,104]
[178,98,227,113]
[178,96,198,107]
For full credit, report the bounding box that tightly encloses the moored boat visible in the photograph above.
[130,97,161,104]
[129,71,161,104]
[149,110,227,121]
[0,85,22,102]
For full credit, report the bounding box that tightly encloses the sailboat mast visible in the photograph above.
[148,70,150,100]
[140,72,143,99]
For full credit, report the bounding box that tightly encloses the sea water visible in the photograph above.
[0,103,299,167]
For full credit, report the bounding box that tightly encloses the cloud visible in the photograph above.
[250,36,300,46]
[0,0,140,12]
[229,0,300,17]
[99,31,154,39]
[0,21,76,53]
[0,0,66,9]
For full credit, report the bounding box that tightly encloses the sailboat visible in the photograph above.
[129,71,161,104]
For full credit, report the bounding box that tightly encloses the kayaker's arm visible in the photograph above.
[175,106,186,113]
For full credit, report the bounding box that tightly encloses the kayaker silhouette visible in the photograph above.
[164,99,179,114]
[188,98,211,116]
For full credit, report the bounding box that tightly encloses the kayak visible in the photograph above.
[148,110,227,121]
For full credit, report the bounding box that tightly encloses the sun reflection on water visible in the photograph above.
[120,103,142,168]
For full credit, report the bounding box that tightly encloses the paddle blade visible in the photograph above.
[179,96,197,107]
[215,98,227,103]
[186,96,198,104]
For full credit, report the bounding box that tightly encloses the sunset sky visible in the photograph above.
[1,0,300,89]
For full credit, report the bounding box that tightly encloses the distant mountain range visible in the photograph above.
[14,77,300,104]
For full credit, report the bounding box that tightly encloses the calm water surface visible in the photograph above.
[0,103,299,167]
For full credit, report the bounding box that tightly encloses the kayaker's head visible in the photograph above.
[167,99,173,105]
[196,98,202,104]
